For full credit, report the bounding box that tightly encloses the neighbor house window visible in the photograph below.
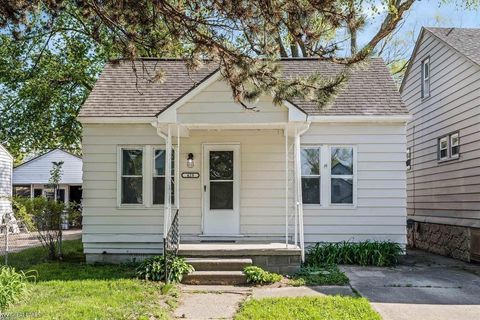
[450,133,459,158]
[301,145,356,206]
[153,149,175,205]
[331,147,354,204]
[438,136,448,160]
[13,185,30,197]
[301,148,321,204]
[406,148,411,170]
[438,132,460,161]
[121,148,143,204]
[421,58,430,98]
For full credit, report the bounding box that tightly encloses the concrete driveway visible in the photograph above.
[341,250,480,320]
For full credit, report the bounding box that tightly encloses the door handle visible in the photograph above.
[204,185,207,192]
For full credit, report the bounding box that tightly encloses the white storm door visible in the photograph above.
[203,144,240,235]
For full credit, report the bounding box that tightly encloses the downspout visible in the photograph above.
[294,122,311,262]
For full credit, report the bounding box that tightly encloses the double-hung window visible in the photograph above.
[153,148,175,205]
[330,147,354,204]
[438,132,460,161]
[422,58,430,98]
[301,148,321,204]
[121,148,144,204]
[301,145,356,206]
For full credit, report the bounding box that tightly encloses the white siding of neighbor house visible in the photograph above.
[402,30,480,228]
[82,121,406,255]
[0,145,13,218]
[13,149,83,185]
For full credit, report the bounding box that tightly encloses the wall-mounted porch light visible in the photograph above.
[187,153,195,168]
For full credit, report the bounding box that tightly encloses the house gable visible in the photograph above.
[176,79,289,124]
[13,149,83,185]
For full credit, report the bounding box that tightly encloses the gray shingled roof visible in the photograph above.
[79,57,407,117]
[426,27,480,67]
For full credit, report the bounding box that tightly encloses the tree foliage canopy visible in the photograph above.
[0,0,419,160]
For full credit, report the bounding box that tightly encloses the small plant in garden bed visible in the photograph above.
[289,265,349,286]
[0,266,36,312]
[306,241,403,267]
[243,266,282,285]
[136,255,194,283]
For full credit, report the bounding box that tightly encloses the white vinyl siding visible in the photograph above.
[82,121,407,256]
[177,80,288,124]
[0,145,13,220]
[301,123,406,245]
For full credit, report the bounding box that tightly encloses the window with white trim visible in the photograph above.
[406,147,411,170]
[437,132,460,161]
[301,145,356,206]
[450,132,459,158]
[121,148,143,204]
[422,58,430,98]
[153,148,175,205]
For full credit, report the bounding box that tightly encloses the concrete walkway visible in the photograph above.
[342,250,480,320]
[175,284,352,319]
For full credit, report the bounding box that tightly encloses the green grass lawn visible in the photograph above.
[235,296,381,320]
[2,240,175,320]
[288,265,349,286]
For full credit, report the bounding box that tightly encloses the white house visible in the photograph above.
[78,58,409,271]
[0,144,13,222]
[13,149,83,205]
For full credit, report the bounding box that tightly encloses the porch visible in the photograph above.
[157,123,309,263]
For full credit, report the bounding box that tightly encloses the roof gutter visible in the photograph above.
[307,114,411,123]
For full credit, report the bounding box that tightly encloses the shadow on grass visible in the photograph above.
[2,239,138,282]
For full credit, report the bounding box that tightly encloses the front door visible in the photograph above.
[203,144,240,235]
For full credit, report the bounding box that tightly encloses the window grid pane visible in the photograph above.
[121,148,143,204]
[301,147,321,205]
[331,147,354,204]
[153,148,175,205]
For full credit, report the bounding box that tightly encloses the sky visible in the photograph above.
[356,0,480,59]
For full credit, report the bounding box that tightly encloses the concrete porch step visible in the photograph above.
[181,271,247,285]
[186,258,252,271]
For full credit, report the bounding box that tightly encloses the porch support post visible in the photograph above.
[285,124,289,247]
[176,125,180,210]
[164,124,172,233]
[295,132,305,262]
[294,127,298,247]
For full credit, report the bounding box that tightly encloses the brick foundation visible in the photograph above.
[407,221,471,261]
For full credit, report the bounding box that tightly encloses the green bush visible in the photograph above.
[12,196,81,260]
[0,266,35,311]
[136,255,194,283]
[305,241,404,267]
[243,266,282,285]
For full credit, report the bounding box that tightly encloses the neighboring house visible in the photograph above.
[401,27,480,262]
[78,57,409,269]
[0,144,13,222]
[12,149,83,205]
